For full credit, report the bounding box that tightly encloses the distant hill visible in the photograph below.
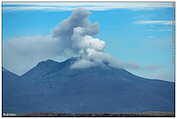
[3,57,175,114]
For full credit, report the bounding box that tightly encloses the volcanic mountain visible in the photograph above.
[3,57,175,113]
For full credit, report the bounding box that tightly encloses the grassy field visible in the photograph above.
[3,111,175,117]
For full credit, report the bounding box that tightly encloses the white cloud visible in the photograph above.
[70,58,96,69]
[70,51,163,72]
[2,2,174,11]
[134,20,175,25]
[3,35,61,75]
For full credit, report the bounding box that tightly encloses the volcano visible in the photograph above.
[3,57,175,114]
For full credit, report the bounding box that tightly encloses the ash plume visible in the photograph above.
[3,8,161,74]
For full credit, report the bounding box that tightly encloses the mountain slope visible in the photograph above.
[3,68,19,80]
[3,58,175,113]
[2,68,19,113]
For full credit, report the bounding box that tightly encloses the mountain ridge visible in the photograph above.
[21,58,170,82]
[3,57,175,113]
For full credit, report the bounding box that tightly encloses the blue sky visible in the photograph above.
[2,2,175,81]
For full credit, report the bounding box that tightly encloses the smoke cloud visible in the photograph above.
[3,8,161,75]
[52,8,105,57]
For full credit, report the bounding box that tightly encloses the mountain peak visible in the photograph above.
[46,59,57,63]
[37,59,59,67]
[63,57,80,63]
[37,57,80,67]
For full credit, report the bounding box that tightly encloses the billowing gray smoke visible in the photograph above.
[3,9,107,74]
[52,8,105,58]
[3,8,159,75]
[52,9,121,69]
